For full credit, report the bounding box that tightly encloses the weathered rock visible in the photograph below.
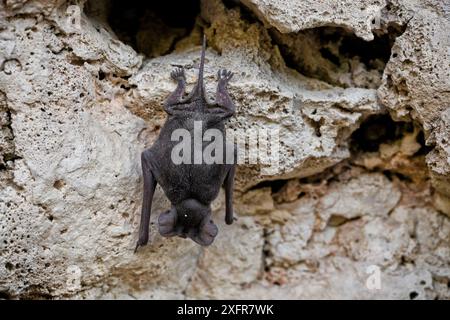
[375,2,450,215]
[0,0,449,299]
[317,173,401,227]
[186,216,264,299]
[234,187,274,215]
[240,0,386,41]
[426,109,450,217]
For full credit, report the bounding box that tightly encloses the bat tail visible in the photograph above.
[198,34,206,94]
[193,34,207,105]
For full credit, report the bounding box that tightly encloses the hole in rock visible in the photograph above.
[327,214,360,227]
[382,171,413,183]
[319,47,340,66]
[409,291,418,299]
[5,262,14,271]
[350,114,413,152]
[271,25,407,88]
[223,0,261,24]
[415,130,433,155]
[248,179,287,194]
[87,0,201,58]
[98,71,105,80]
[53,180,65,190]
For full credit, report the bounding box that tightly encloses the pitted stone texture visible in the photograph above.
[262,175,450,300]
[183,173,450,299]
[375,3,450,213]
[317,173,401,227]
[241,0,386,41]
[186,216,264,299]
[0,0,449,300]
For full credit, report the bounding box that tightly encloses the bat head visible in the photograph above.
[175,198,209,227]
[158,198,218,246]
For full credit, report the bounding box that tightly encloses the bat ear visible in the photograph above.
[158,207,177,237]
[194,219,218,246]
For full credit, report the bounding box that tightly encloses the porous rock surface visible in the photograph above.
[0,0,449,299]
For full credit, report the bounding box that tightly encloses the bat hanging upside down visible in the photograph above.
[135,35,236,251]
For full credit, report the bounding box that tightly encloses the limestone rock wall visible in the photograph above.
[0,0,449,299]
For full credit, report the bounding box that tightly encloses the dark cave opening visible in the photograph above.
[350,114,429,154]
[225,0,407,87]
[319,47,340,66]
[339,25,405,67]
[249,179,288,194]
[415,130,433,155]
[223,0,261,23]
[91,0,201,58]
[382,170,413,183]
[351,114,409,152]
[271,25,407,88]
[317,25,406,68]
[351,114,410,152]
[0,291,11,300]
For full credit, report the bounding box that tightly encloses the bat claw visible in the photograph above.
[171,68,185,82]
[218,69,233,83]
[225,215,236,225]
[134,238,149,253]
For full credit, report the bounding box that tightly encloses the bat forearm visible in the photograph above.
[216,85,235,118]
[164,80,186,110]
[224,166,235,225]
[135,151,157,252]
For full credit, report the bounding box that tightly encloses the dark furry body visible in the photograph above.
[135,36,236,250]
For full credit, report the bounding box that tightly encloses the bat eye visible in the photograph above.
[184,214,188,218]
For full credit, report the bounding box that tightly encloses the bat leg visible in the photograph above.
[192,218,218,246]
[215,69,235,118]
[224,165,235,225]
[135,150,157,253]
[164,68,186,114]
[158,208,178,237]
